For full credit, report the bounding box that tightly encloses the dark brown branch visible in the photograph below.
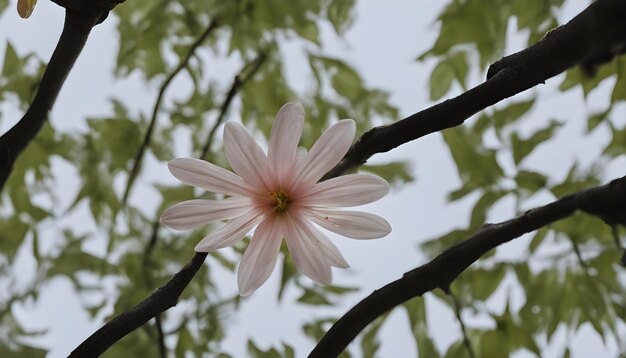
[69,252,208,357]
[122,19,220,206]
[309,175,626,357]
[0,0,123,191]
[324,0,626,179]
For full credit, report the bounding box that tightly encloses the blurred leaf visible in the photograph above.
[360,313,389,358]
[443,126,504,197]
[587,108,611,132]
[327,0,355,34]
[515,170,547,193]
[511,120,562,165]
[491,99,535,132]
[430,51,468,100]
[361,162,413,186]
[404,298,440,357]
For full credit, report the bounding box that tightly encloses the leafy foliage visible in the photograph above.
[0,0,625,356]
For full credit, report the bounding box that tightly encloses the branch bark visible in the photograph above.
[324,0,626,179]
[69,252,207,357]
[0,0,123,190]
[309,175,626,357]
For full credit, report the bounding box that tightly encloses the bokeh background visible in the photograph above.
[0,0,624,357]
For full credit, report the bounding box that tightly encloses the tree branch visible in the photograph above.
[323,0,626,179]
[0,0,123,191]
[309,175,626,357]
[122,19,220,206]
[69,252,208,357]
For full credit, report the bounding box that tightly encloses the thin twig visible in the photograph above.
[122,19,220,206]
[199,52,268,160]
[449,291,475,358]
[155,315,166,358]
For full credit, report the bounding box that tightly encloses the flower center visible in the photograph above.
[271,190,289,212]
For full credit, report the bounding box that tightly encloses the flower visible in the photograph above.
[160,103,391,295]
[17,0,37,18]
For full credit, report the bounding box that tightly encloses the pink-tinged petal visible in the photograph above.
[237,215,284,296]
[224,122,273,192]
[268,103,304,184]
[292,119,355,188]
[194,208,266,252]
[296,217,349,268]
[168,158,253,196]
[160,197,253,230]
[298,173,390,207]
[307,209,391,240]
[283,214,332,285]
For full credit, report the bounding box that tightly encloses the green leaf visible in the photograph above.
[360,313,389,358]
[611,58,626,102]
[430,51,468,100]
[603,124,626,158]
[528,226,549,253]
[515,170,547,193]
[404,298,440,357]
[327,0,355,34]
[420,0,508,67]
[454,264,507,301]
[587,108,611,132]
[511,120,562,165]
[298,288,332,306]
[491,99,535,131]
[361,162,413,186]
[442,126,504,195]
[469,190,508,229]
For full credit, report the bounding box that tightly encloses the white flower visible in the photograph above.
[161,103,391,296]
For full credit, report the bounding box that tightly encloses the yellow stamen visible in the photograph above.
[271,190,289,212]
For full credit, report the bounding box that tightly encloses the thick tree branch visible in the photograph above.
[309,175,626,357]
[0,0,123,191]
[69,252,208,357]
[122,19,220,206]
[324,0,626,179]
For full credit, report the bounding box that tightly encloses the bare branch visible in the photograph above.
[324,0,626,179]
[69,252,208,357]
[309,175,626,357]
[0,0,124,191]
